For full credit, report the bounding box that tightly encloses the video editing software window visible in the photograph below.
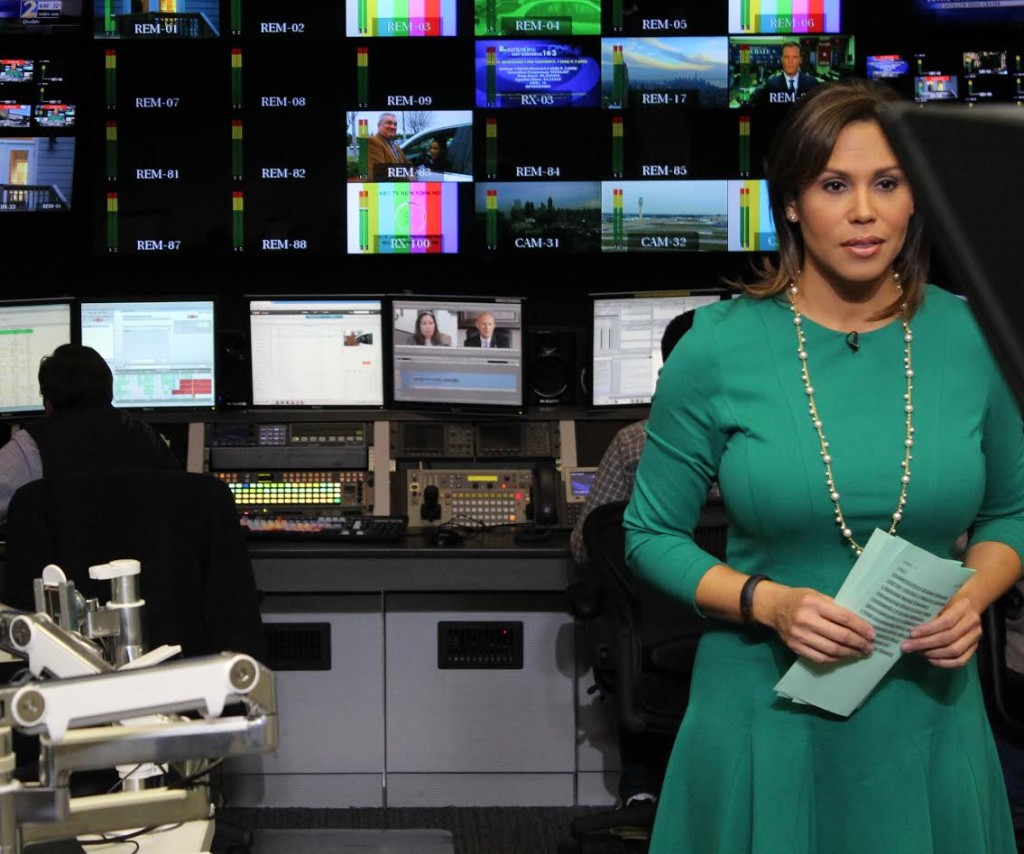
[80,299,216,410]
[391,296,524,410]
[249,297,384,407]
[0,299,72,415]
[591,290,722,408]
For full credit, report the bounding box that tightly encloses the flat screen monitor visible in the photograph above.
[248,297,384,408]
[591,290,723,408]
[391,295,524,412]
[80,298,216,411]
[0,298,72,416]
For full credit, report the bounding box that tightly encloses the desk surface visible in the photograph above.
[249,528,575,593]
[0,530,576,595]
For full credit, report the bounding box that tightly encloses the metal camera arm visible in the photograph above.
[0,582,277,854]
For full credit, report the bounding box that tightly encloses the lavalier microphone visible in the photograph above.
[845,331,860,353]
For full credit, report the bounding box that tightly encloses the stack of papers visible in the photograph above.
[773,529,974,717]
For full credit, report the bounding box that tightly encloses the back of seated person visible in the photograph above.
[569,308,698,809]
[0,343,181,527]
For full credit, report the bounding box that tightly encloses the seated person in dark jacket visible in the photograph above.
[0,343,181,525]
[463,311,512,348]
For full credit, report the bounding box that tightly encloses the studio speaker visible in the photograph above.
[526,327,582,407]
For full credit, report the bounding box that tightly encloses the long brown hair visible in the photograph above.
[742,78,930,319]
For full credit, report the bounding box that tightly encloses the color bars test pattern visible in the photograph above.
[729,0,839,33]
[347,182,459,254]
[347,0,458,36]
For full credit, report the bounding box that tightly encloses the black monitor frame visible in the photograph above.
[245,294,388,411]
[0,295,75,418]
[588,288,728,410]
[389,293,526,415]
[77,295,218,414]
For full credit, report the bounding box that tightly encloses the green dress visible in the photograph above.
[624,287,1024,854]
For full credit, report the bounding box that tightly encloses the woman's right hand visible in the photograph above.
[754,583,875,663]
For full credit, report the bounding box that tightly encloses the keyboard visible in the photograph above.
[241,514,408,543]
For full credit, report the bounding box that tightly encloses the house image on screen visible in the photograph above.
[0,137,74,211]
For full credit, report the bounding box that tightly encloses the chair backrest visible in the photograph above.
[582,500,723,734]
[2,470,265,660]
[980,585,1024,736]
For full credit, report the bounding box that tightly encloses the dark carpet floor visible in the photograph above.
[219,806,647,854]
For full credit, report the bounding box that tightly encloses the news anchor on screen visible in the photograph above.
[757,42,819,105]
[464,312,511,348]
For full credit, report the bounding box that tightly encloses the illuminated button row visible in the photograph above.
[227,483,343,505]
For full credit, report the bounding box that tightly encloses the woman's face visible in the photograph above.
[429,140,441,160]
[788,119,914,293]
[419,313,436,338]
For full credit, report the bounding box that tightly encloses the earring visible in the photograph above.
[786,211,798,222]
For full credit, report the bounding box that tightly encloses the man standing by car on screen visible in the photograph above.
[367,112,412,181]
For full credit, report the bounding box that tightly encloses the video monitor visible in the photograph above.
[0,0,82,32]
[346,110,473,182]
[346,182,460,254]
[475,40,602,108]
[0,299,72,416]
[476,0,601,36]
[866,54,910,80]
[728,34,856,108]
[391,296,524,411]
[882,0,1024,25]
[94,0,220,38]
[729,0,842,34]
[80,299,216,411]
[591,290,723,407]
[346,0,458,35]
[0,136,75,212]
[915,73,958,102]
[475,181,602,253]
[600,37,729,110]
[248,298,384,408]
[600,180,728,253]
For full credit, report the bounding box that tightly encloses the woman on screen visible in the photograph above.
[412,310,451,346]
[624,78,1024,853]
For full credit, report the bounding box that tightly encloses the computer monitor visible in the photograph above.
[79,298,216,411]
[391,295,524,412]
[590,290,723,408]
[248,297,384,408]
[0,298,73,416]
[881,102,1024,411]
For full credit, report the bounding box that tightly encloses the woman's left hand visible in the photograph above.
[901,597,982,668]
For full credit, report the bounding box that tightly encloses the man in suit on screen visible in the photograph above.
[463,311,512,349]
[759,42,819,105]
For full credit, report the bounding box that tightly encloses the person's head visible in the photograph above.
[781,42,802,77]
[415,310,438,342]
[475,312,496,339]
[661,310,697,363]
[748,78,928,318]
[377,112,398,139]
[429,137,447,162]
[38,343,113,414]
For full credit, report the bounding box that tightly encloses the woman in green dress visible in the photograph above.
[624,78,1024,853]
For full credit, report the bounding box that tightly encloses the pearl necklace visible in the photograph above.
[788,279,914,556]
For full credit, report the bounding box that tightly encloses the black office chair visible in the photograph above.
[562,500,727,853]
[2,470,265,660]
[1,470,266,834]
[981,586,1024,735]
